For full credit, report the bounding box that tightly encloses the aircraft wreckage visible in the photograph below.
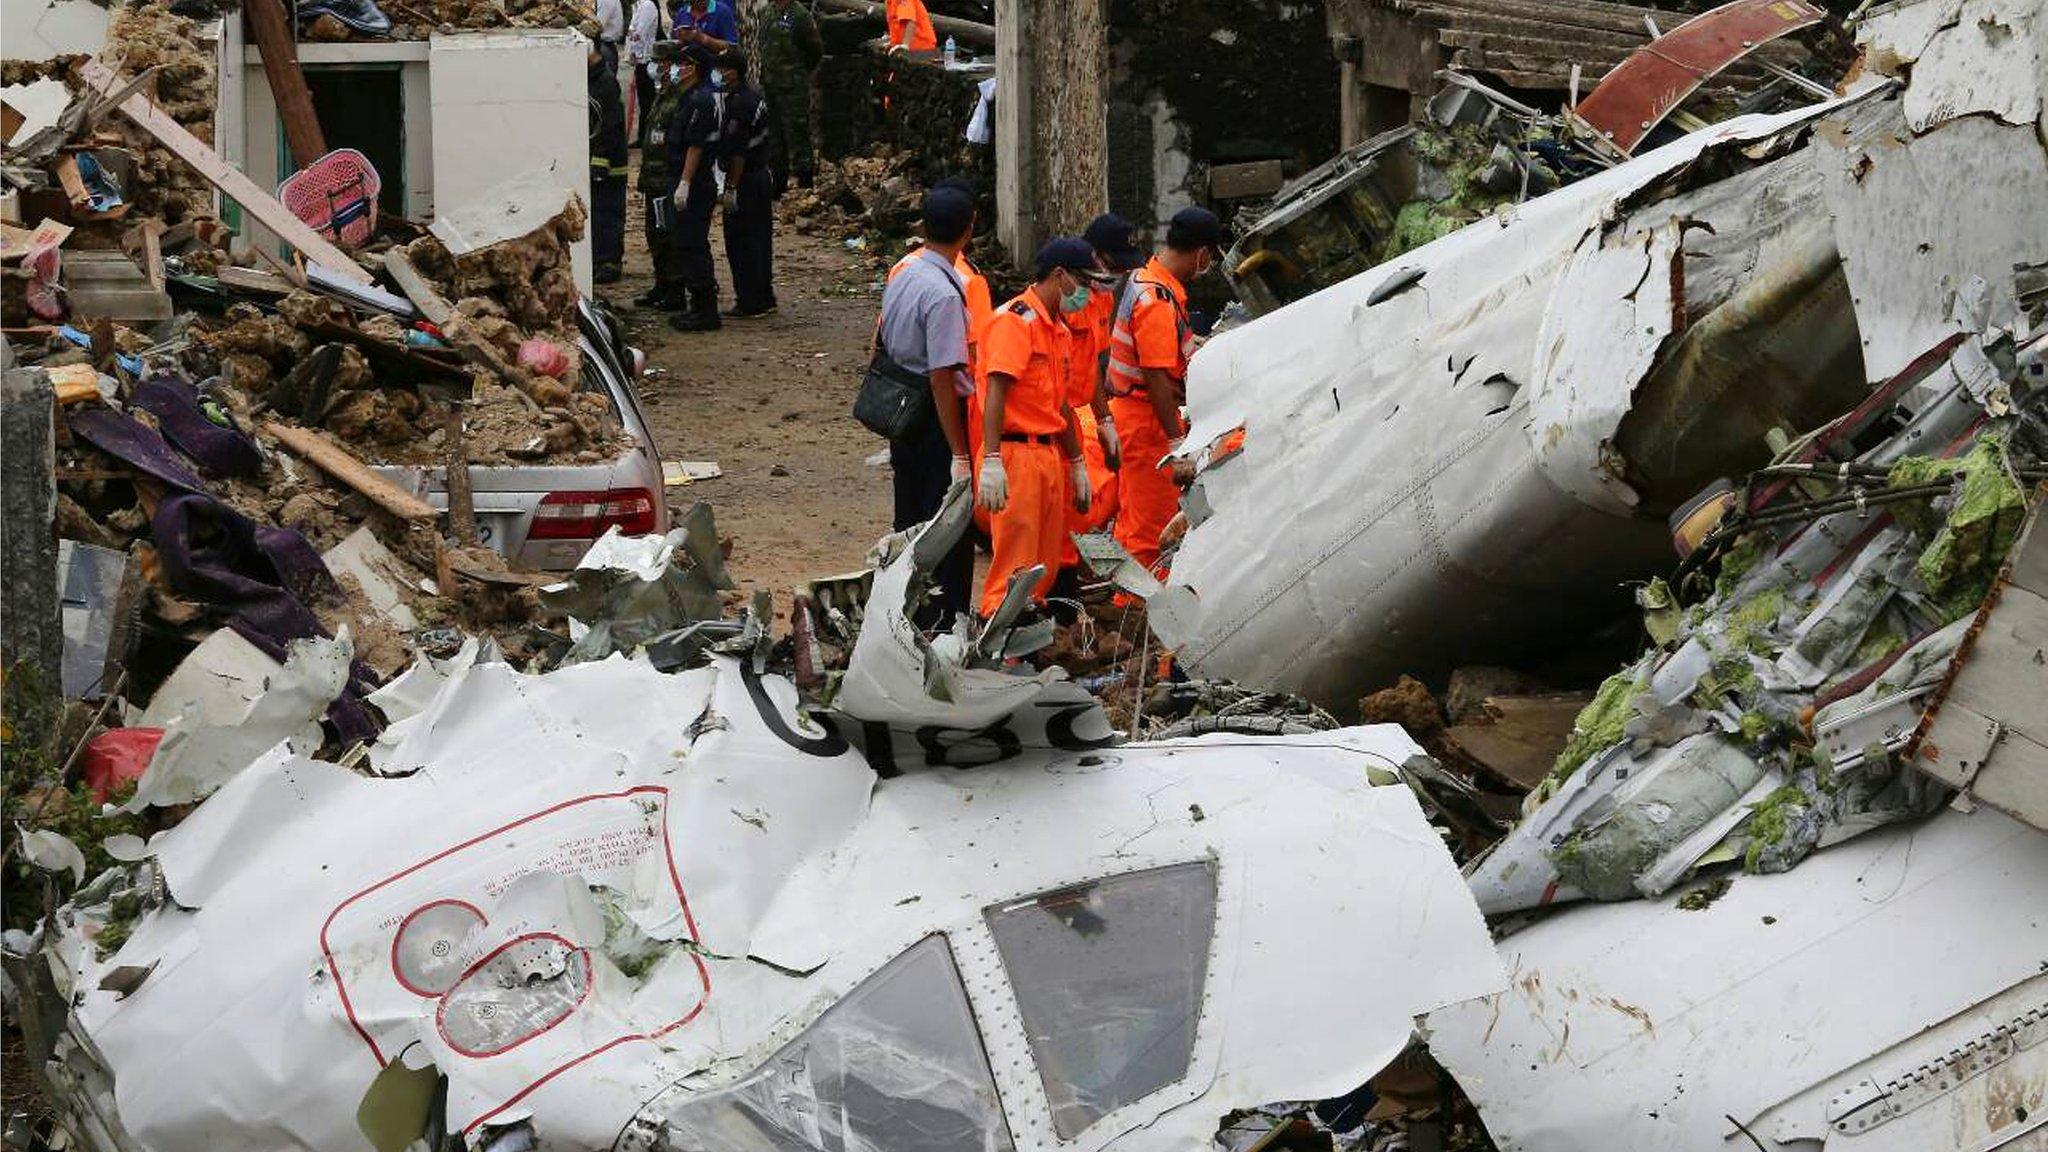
[9,1,2048,1150]
[1151,0,2048,711]
[11,488,1505,1152]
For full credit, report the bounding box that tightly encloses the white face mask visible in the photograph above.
[1059,275,1092,314]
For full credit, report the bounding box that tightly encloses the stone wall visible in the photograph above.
[817,38,994,197]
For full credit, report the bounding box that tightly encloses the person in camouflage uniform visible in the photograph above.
[633,41,689,310]
[752,0,823,190]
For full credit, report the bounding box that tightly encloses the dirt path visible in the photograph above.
[606,166,897,598]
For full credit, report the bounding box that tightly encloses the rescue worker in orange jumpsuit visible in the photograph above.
[1106,205,1226,574]
[1055,213,1144,593]
[975,238,1108,619]
[884,0,938,51]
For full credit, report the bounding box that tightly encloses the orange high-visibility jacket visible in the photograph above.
[1105,256,1194,398]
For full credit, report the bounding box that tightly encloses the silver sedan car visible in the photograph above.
[377,298,671,570]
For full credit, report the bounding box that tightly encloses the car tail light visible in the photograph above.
[529,488,658,540]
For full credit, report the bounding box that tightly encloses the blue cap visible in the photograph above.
[1165,205,1227,252]
[1034,236,1109,281]
[922,187,976,243]
[1082,213,1141,271]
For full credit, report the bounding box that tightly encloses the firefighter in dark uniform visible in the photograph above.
[588,41,630,284]
[715,49,777,318]
[667,43,725,331]
[633,41,688,311]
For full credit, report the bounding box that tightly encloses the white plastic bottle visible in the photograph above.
[943,35,957,65]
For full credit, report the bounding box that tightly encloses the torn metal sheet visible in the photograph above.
[1569,0,1828,157]
[1527,218,1683,514]
[1428,807,2048,1152]
[427,172,582,258]
[1859,0,2044,135]
[1466,318,2032,916]
[829,482,1092,744]
[122,632,352,811]
[1156,93,1870,704]
[538,511,734,665]
[57,539,130,699]
[51,604,1500,1152]
[131,629,283,730]
[1815,95,2048,385]
[1159,6,2047,708]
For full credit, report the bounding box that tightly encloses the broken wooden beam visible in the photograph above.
[79,58,372,284]
[261,420,438,522]
[443,404,477,547]
[381,249,454,326]
[244,0,328,169]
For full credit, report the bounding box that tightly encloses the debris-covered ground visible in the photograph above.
[5,0,2048,1150]
[607,157,897,600]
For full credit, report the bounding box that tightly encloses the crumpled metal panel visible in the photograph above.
[1428,807,2048,1151]
[55,651,1501,1152]
[1158,96,1866,705]
[1861,0,2044,134]
[1526,217,1684,514]
[1815,102,2048,384]
[1570,0,1828,157]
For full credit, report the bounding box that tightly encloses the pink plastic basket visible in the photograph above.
[278,148,382,249]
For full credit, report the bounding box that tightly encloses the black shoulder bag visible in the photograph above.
[854,267,970,441]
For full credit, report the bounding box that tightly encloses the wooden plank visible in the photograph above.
[261,420,438,521]
[79,58,373,284]
[385,250,552,407]
[124,218,166,292]
[298,319,471,387]
[382,249,453,326]
[1444,692,1591,790]
[244,0,327,168]
[443,405,477,547]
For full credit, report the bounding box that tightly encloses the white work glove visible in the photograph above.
[720,189,738,213]
[675,182,691,210]
[976,453,1009,512]
[1096,414,1120,471]
[1068,455,1091,514]
[949,453,971,483]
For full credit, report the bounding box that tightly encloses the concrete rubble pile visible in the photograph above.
[8,0,2048,1150]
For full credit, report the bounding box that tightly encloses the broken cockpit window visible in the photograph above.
[982,861,1218,1140]
[623,935,1014,1152]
